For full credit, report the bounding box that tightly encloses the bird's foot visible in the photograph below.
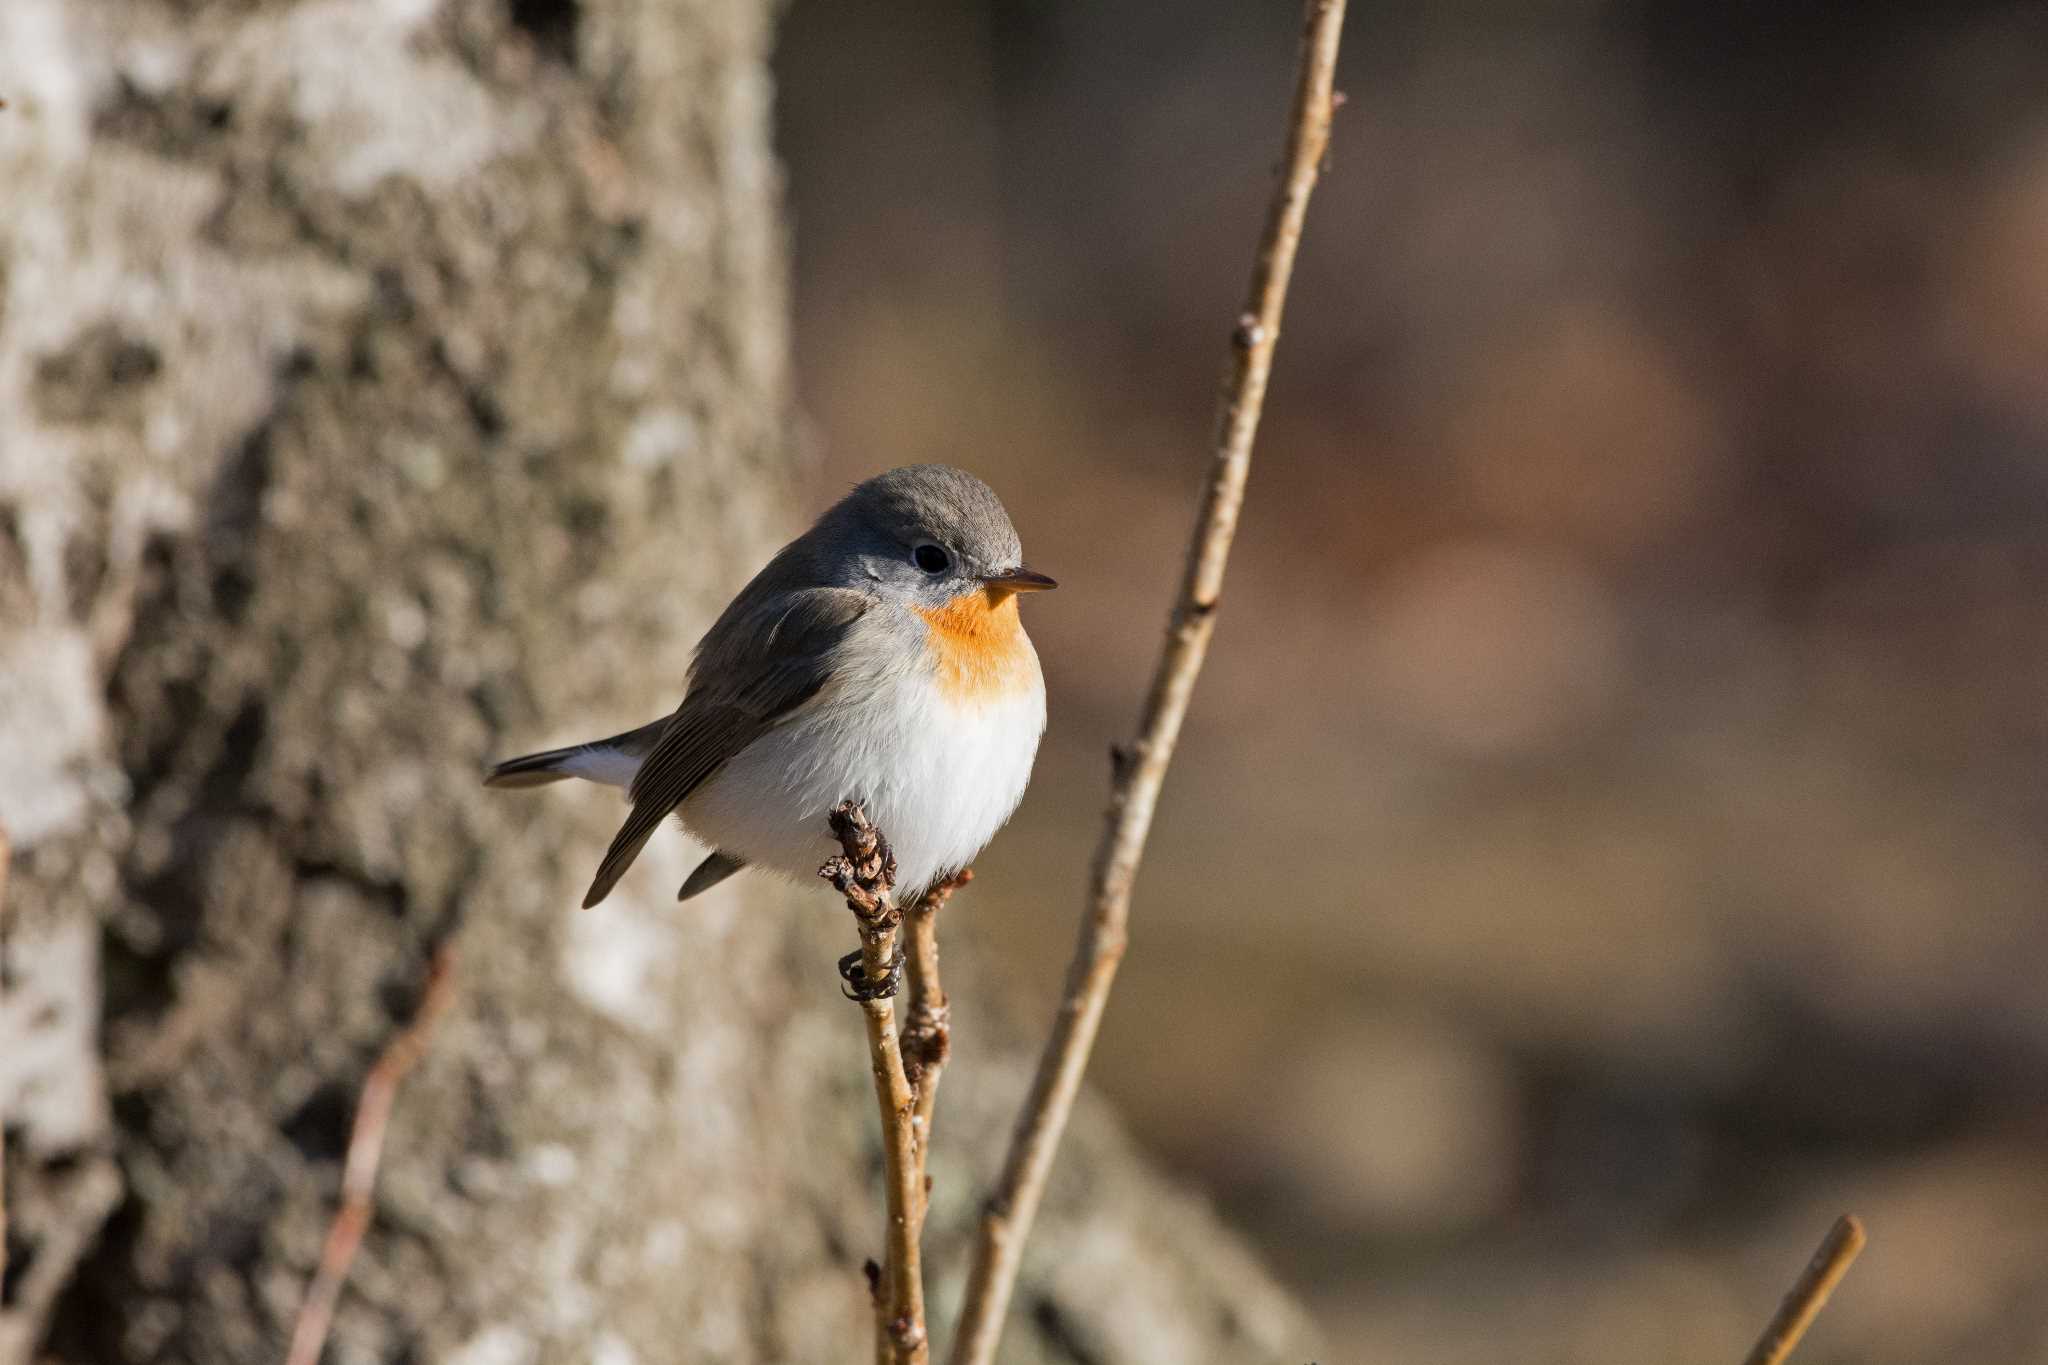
[838,945,905,1002]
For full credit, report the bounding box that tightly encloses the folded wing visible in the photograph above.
[580,586,872,908]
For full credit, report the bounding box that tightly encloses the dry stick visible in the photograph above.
[285,945,458,1365]
[945,6,1348,1361]
[902,868,969,1230]
[1740,1215,1867,1365]
[822,804,928,1365]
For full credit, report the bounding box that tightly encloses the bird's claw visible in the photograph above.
[838,945,905,1002]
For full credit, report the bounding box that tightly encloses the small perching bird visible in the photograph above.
[486,464,1054,910]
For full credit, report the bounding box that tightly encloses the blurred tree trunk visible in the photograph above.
[0,1,1313,1363]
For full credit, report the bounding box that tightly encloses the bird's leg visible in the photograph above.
[821,800,904,997]
[838,944,906,1001]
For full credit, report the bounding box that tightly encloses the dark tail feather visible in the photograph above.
[483,745,585,788]
[679,851,746,901]
[581,799,672,908]
[484,720,664,791]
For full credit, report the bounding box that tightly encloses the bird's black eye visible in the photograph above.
[913,543,951,574]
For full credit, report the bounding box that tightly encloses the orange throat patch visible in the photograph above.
[914,587,1037,702]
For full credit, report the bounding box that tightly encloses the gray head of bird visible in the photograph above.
[821,464,1057,611]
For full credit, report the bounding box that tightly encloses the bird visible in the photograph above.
[484,463,1055,924]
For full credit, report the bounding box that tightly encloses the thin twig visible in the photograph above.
[945,5,1348,1361]
[0,822,10,1294]
[1740,1215,1866,1365]
[822,803,928,1365]
[285,945,458,1365]
[902,868,969,1228]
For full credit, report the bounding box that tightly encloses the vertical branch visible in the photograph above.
[901,869,969,1228]
[285,945,458,1365]
[1740,1215,1866,1365]
[823,804,928,1365]
[945,4,1349,1362]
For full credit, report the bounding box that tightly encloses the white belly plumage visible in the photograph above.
[672,656,1046,897]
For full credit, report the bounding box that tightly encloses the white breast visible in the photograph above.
[676,647,1046,897]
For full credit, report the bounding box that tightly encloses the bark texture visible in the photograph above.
[0,2,1315,1362]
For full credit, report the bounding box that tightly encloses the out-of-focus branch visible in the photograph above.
[1740,1215,1866,1365]
[284,945,458,1365]
[902,868,969,1229]
[822,803,927,1365]
[944,5,1348,1361]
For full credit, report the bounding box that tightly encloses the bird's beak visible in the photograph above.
[983,567,1058,598]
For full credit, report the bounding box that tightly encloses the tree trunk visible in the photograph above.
[0,2,1314,1362]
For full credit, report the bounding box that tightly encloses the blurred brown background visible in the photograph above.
[778,1,2048,1360]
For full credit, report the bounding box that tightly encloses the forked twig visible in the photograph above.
[1740,1215,1866,1365]
[945,4,1349,1361]
[822,803,928,1365]
[902,868,969,1228]
[284,945,457,1365]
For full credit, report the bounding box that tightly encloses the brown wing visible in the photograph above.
[579,587,871,907]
